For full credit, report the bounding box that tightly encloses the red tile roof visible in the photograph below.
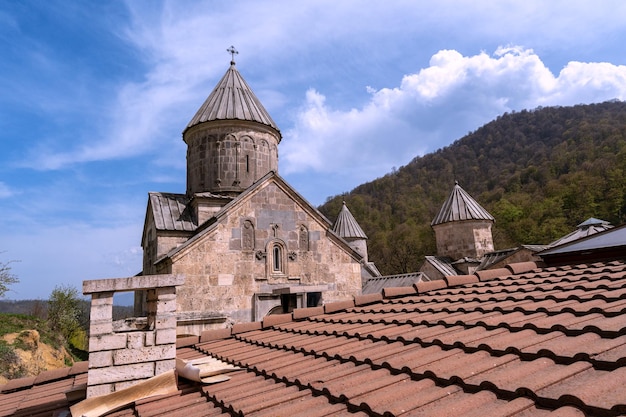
[2,260,626,416]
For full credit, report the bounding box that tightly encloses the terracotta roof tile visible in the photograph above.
[507,261,543,274]
[382,285,418,298]
[68,361,88,375]
[261,312,293,328]
[415,279,448,293]
[176,335,200,347]
[231,321,261,334]
[0,376,35,393]
[444,274,479,286]
[200,327,231,342]
[353,292,383,306]
[292,306,324,319]
[475,268,512,281]
[4,259,626,416]
[323,299,355,313]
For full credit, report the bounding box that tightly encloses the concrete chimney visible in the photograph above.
[82,274,184,398]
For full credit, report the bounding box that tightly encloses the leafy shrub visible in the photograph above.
[0,341,26,379]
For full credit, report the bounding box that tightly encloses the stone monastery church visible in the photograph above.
[138,56,379,335]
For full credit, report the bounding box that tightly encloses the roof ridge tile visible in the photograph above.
[383,286,418,298]
[232,321,262,334]
[68,361,89,375]
[444,275,479,287]
[475,268,511,281]
[0,375,36,393]
[415,280,448,293]
[354,293,383,306]
[324,300,355,314]
[33,367,71,385]
[507,261,544,274]
[293,306,325,320]
[200,328,233,342]
[263,313,293,328]
[176,335,201,347]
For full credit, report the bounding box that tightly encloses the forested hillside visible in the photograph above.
[319,101,626,275]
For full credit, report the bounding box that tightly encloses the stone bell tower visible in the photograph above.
[183,49,282,198]
[431,181,495,260]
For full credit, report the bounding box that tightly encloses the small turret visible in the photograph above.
[332,201,369,262]
[431,182,494,260]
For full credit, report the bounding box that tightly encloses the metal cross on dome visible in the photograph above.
[227,45,239,64]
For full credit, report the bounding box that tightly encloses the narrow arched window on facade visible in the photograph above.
[266,240,287,278]
[273,245,282,272]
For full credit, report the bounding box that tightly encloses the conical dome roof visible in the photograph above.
[431,182,494,226]
[332,202,368,239]
[185,61,280,134]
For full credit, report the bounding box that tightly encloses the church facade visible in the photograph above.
[139,58,377,335]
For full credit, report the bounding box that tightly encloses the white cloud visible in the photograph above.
[0,182,14,199]
[19,1,626,173]
[281,47,626,190]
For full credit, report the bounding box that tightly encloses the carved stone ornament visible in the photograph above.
[255,250,266,260]
[288,251,297,261]
[242,220,254,251]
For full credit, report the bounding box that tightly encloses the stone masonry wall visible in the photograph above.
[83,274,184,398]
[184,123,280,195]
[433,220,494,260]
[166,181,362,334]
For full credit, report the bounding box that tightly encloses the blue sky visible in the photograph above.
[2,1,626,299]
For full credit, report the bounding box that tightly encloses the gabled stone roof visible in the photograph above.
[332,202,368,239]
[362,271,426,294]
[431,181,494,226]
[185,62,280,134]
[155,172,365,266]
[148,192,197,232]
[424,255,459,276]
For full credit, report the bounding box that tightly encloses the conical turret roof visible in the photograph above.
[549,217,613,247]
[185,61,280,135]
[332,202,368,239]
[431,182,494,226]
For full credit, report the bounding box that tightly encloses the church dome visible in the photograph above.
[183,54,281,196]
[185,61,280,135]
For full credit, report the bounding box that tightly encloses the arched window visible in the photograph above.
[273,245,282,272]
[266,240,287,278]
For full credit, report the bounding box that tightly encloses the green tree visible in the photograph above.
[0,255,19,298]
[47,285,83,344]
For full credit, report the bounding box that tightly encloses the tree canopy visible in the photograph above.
[319,101,626,275]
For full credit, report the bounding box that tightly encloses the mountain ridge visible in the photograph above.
[319,101,626,275]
